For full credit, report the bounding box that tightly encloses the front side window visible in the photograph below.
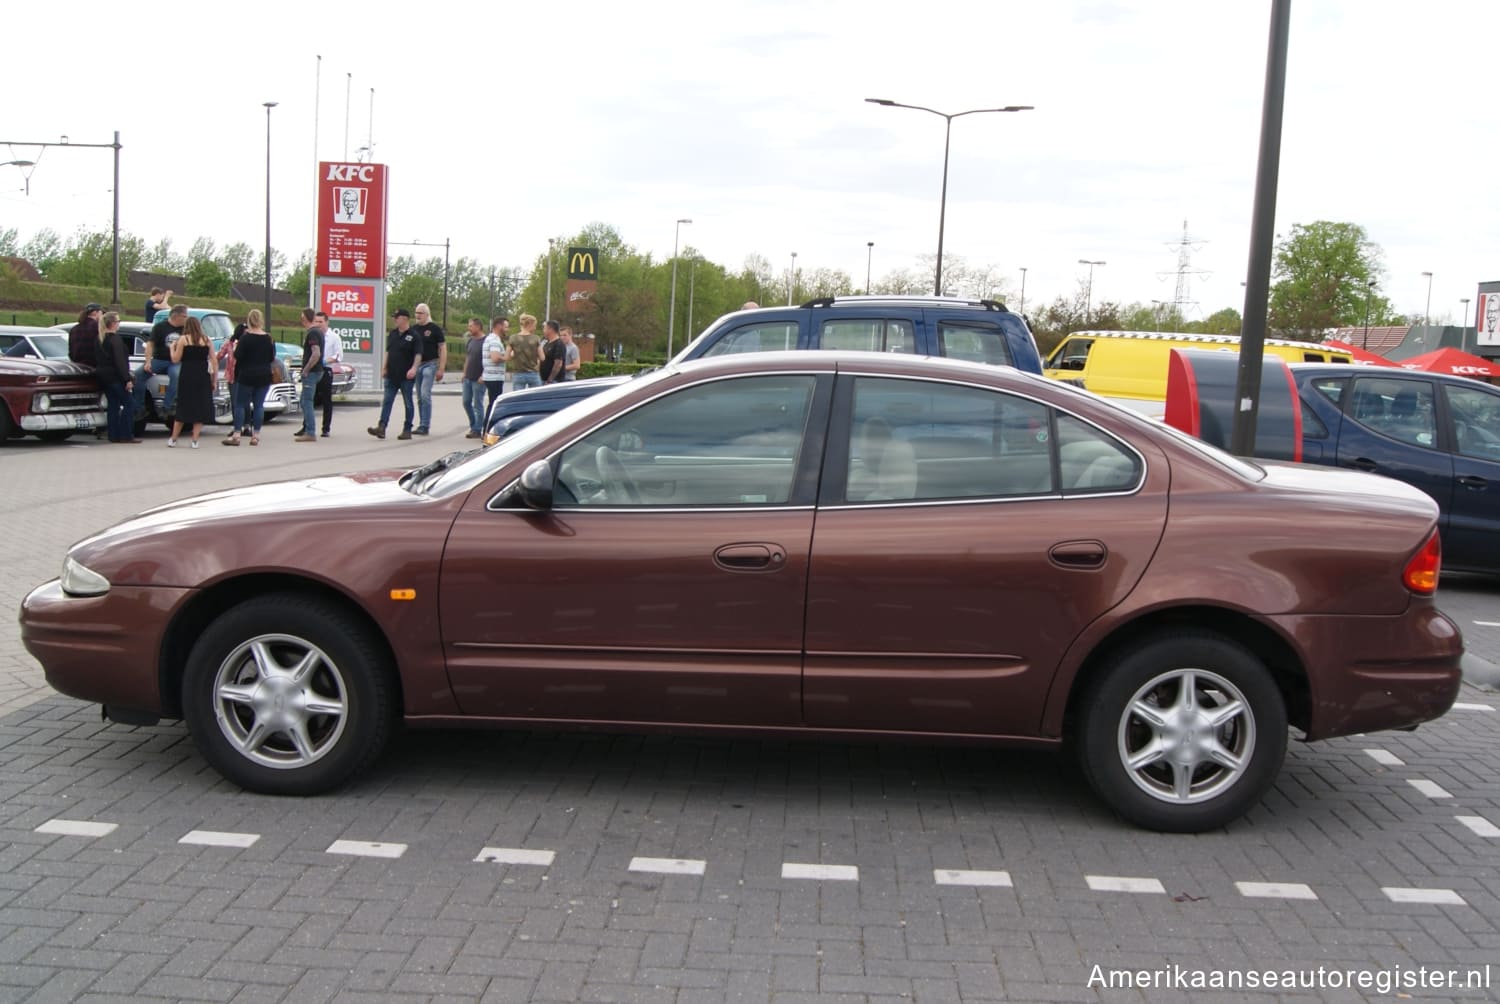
[820,319,915,354]
[699,321,799,357]
[1310,375,1346,406]
[1349,377,1436,448]
[556,375,816,507]
[938,323,1013,367]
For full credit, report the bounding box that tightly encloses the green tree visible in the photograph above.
[217,242,258,283]
[21,227,63,273]
[143,237,186,275]
[1196,307,1242,335]
[44,228,146,287]
[185,258,232,298]
[285,249,314,304]
[0,227,18,256]
[1267,221,1387,338]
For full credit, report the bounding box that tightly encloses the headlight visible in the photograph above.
[34,392,52,413]
[61,556,111,597]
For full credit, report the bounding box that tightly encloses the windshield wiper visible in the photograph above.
[401,449,482,494]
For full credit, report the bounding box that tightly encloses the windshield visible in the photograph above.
[422,374,659,496]
[200,314,234,343]
[31,333,71,360]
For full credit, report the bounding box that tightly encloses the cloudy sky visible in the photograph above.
[5,0,1495,324]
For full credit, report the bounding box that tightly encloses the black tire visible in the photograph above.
[181,593,396,795]
[35,430,73,443]
[0,403,15,443]
[1076,630,1287,832]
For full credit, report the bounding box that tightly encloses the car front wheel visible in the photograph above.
[1077,631,1287,832]
[182,594,395,795]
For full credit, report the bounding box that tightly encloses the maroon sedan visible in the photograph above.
[20,352,1463,831]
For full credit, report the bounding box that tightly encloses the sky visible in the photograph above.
[4,0,1496,326]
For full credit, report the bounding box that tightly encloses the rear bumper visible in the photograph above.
[20,410,106,431]
[1279,604,1464,740]
[20,579,186,717]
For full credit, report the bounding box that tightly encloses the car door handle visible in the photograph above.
[1349,457,1379,472]
[714,543,786,571]
[1458,475,1489,490]
[1049,540,1107,570]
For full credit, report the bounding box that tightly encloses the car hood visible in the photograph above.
[0,356,94,378]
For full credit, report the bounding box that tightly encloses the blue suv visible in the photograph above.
[484,296,1041,443]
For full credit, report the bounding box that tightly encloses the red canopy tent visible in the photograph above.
[1398,347,1499,378]
[1323,339,1400,367]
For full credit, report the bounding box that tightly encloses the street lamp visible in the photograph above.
[1151,299,1169,332]
[262,102,277,328]
[1018,266,1027,315]
[1421,270,1433,330]
[865,241,874,294]
[788,251,797,306]
[1460,297,1472,350]
[865,97,1033,296]
[1362,279,1376,349]
[687,256,697,341]
[667,217,692,358]
[1078,259,1105,325]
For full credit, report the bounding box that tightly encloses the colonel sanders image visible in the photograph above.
[1483,293,1500,347]
[336,187,366,225]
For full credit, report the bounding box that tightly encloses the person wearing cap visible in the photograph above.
[368,308,422,440]
[69,303,103,368]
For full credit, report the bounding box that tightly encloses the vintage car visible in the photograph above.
[0,325,107,443]
[21,352,1464,831]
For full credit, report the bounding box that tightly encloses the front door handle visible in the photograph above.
[1458,475,1489,490]
[1349,457,1379,472]
[714,543,787,571]
[1049,540,1107,570]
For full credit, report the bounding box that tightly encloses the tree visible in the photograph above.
[21,228,63,274]
[0,227,18,256]
[1267,221,1386,338]
[285,249,314,304]
[217,242,258,283]
[1197,307,1242,335]
[40,228,146,288]
[184,258,231,298]
[144,237,187,276]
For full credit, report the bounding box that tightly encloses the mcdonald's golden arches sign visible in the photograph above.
[565,246,600,311]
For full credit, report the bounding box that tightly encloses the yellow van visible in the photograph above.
[1043,330,1353,415]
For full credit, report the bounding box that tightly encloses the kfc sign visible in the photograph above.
[320,283,376,318]
[316,161,388,280]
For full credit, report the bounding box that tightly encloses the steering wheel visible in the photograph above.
[595,446,641,504]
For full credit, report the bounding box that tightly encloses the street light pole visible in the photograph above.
[788,251,797,305]
[263,103,277,327]
[865,98,1033,296]
[1362,280,1376,349]
[545,239,555,322]
[687,257,697,340]
[1460,297,1472,350]
[667,217,691,358]
[1421,270,1433,330]
[1018,266,1027,315]
[865,241,874,294]
[1078,259,1105,325]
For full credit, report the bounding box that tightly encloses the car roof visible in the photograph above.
[1,325,63,335]
[1288,362,1488,387]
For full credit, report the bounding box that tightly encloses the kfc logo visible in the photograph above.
[325,164,376,182]
[334,187,367,225]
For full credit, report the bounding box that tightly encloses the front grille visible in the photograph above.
[45,392,103,413]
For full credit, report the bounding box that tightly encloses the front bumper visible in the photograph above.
[20,579,188,717]
[20,410,106,432]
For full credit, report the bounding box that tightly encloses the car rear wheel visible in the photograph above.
[1077,631,1287,832]
[182,594,395,795]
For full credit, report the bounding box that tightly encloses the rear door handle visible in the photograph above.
[1349,457,1379,472]
[1458,475,1489,490]
[1049,540,1107,570]
[714,543,787,571]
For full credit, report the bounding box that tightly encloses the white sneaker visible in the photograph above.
[190,440,199,450]
[167,439,177,448]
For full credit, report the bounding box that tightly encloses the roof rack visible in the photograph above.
[798,294,1010,312]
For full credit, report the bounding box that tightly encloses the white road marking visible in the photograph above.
[180,830,259,848]
[475,847,556,866]
[35,819,117,838]
[1455,815,1500,838]
[1085,875,1165,894]
[1451,702,1494,712]
[1364,748,1405,767]
[1382,887,1466,906]
[1471,621,1500,627]
[1408,779,1453,799]
[1236,881,1318,900]
[782,863,858,881]
[326,839,406,859]
[629,857,706,876]
[935,869,1013,887]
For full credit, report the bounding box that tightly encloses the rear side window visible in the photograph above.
[1310,376,1346,405]
[1055,415,1142,493]
[699,321,799,357]
[1348,377,1436,448]
[1445,384,1500,460]
[819,319,915,354]
[938,322,1013,367]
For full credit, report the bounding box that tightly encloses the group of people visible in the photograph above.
[369,306,580,441]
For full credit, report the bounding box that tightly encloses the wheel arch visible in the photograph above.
[158,573,404,720]
[1060,605,1311,738]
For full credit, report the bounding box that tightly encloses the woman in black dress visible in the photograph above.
[227,309,275,446]
[168,316,217,448]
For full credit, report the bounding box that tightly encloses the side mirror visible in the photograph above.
[518,460,555,511]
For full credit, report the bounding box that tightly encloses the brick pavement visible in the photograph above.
[3,390,1500,1001]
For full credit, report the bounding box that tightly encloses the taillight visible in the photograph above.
[1403,530,1441,594]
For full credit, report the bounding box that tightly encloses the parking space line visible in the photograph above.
[326,839,406,859]
[1451,702,1494,711]
[1236,881,1318,900]
[935,869,1013,887]
[1382,887,1466,906]
[180,830,259,848]
[1456,815,1500,838]
[1085,875,1165,894]
[35,819,117,838]
[1472,621,1500,627]
[782,863,858,881]
[1408,779,1453,799]
[1364,748,1405,767]
[629,857,706,876]
[475,847,555,866]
